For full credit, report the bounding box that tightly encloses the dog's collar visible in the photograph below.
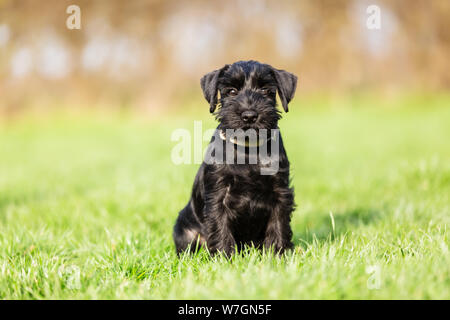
[219,130,275,147]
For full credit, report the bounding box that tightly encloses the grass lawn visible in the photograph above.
[0,94,449,299]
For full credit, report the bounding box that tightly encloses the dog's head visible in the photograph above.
[200,60,297,131]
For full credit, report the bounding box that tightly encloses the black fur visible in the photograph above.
[173,60,298,256]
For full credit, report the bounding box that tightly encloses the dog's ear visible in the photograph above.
[272,68,297,112]
[200,65,229,113]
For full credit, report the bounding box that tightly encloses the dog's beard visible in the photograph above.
[215,102,281,132]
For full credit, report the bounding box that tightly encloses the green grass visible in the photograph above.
[0,95,449,299]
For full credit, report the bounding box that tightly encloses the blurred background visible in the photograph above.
[1,0,449,116]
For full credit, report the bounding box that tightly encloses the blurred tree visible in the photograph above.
[0,0,449,113]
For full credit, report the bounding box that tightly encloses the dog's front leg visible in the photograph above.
[263,199,294,254]
[203,189,236,256]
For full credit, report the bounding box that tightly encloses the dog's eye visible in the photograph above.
[227,88,238,96]
[260,87,274,95]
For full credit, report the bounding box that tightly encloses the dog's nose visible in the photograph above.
[241,110,258,123]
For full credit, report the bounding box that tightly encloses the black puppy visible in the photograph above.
[173,60,297,256]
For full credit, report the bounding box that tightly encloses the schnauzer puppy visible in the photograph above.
[173,60,297,256]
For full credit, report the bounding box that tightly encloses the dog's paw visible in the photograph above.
[263,238,293,255]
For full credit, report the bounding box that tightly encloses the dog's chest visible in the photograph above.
[223,171,276,216]
[219,172,278,242]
